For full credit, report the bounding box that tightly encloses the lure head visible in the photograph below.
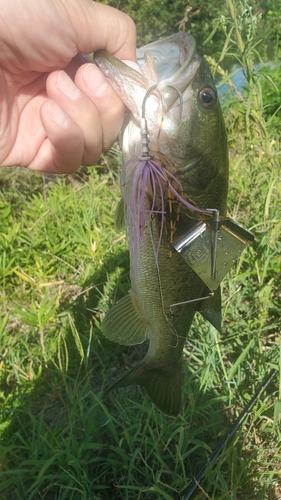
[95,32,228,213]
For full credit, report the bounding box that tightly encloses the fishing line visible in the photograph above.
[148,222,180,344]
[181,368,278,499]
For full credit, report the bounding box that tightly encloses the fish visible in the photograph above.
[95,33,229,416]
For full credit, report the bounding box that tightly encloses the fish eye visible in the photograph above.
[198,87,217,110]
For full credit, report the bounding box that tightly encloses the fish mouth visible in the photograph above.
[137,32,197,86]
[94,33,200,119]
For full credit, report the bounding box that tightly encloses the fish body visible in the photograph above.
[95,33,229,416]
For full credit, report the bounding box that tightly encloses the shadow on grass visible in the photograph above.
[0,250,277,500]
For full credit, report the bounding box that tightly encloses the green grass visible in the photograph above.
[0,1,281,498]
[0,155,280,499]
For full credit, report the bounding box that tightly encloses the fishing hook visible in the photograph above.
[141,84,159,120]
[141,83,183,119]
[139,83,184,160]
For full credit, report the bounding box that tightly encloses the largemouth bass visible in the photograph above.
[95,33,229,416]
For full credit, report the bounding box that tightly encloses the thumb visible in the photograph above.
[69,1,137,61]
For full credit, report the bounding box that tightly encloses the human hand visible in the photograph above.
[0,0,136,173]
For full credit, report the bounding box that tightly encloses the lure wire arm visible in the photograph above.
[169,291,214,309]
[206,208,220,282]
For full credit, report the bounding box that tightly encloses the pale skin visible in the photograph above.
[0,0,136,173]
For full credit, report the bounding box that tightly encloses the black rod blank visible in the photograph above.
[182,368,278,500]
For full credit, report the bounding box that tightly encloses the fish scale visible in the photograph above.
[95,32,229,416]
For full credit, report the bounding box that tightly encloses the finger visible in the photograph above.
[51,65,126,153]
[46,70,104,165]
[31,65,125,173]
[75,63,125,150]
[28,99,85,173]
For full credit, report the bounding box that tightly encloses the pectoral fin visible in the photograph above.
[198,285,222,333]
[107,360,182,416]
[102,292,149,345]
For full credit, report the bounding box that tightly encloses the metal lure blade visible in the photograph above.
[173,219,254,290]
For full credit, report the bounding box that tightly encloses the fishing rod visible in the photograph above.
[181,368,278,500]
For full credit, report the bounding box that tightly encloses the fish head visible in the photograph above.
[95,32,228,213]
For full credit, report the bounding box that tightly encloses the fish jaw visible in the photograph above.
[94,33,202,143]
[94,50,153,123]
[95,34,228,191]
[95,33,199,103]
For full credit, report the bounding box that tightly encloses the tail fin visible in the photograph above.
[107,361,182,416]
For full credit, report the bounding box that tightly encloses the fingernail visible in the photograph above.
[47,100,69,127]
[83,64,108,95]
[56,71,80,99]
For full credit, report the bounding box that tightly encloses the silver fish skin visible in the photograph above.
[95,33,229,416]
